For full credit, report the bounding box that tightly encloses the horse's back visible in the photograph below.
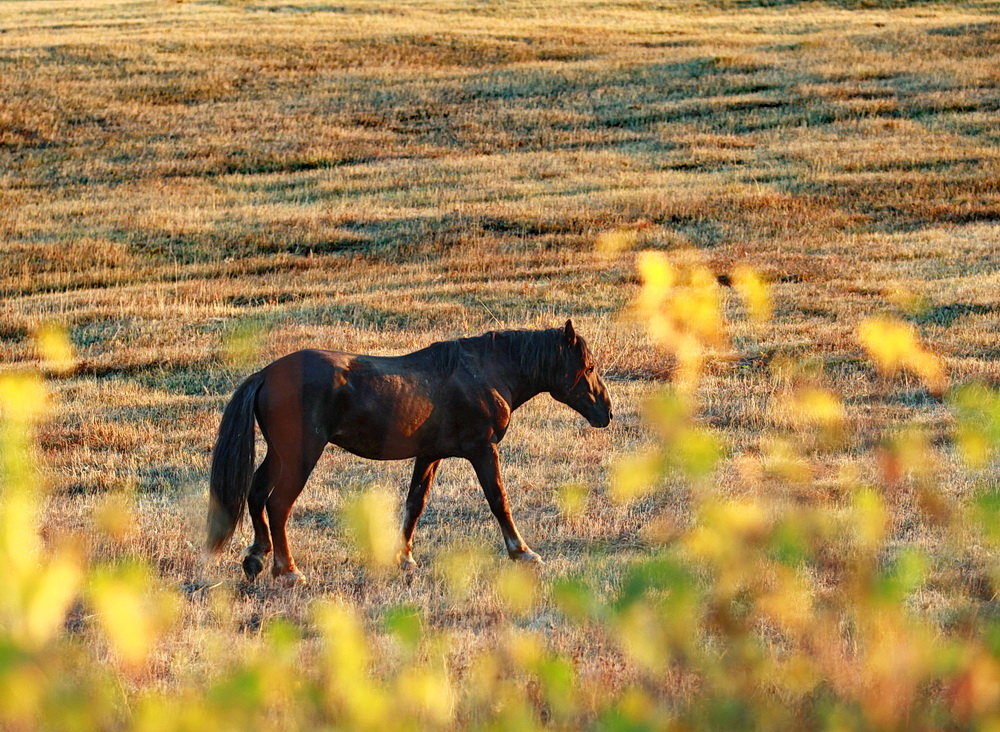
[254,345,502,460]
[258,348,440,459]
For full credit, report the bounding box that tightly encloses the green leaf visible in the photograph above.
[949,382,1000,468]
[769,519,810,567]
[875,549,929,604]
[381,604,422,650]
[615,557,696,612]
[552,577,600,622]
[973,485,1000,543]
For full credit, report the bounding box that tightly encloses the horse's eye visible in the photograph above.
[586,366,595,375]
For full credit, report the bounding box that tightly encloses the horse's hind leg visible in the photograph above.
[266,438,325,585]
[242,454,274,581]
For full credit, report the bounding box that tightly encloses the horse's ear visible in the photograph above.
[564,319,577,346]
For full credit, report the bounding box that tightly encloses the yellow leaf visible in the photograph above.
[635,250,675,315]
[797,387,845,428]
[90,567,157,668]
[732,265,772,323]
[436,545,488,601]
[714,499,768,538]
[775,386,847,446]
[758,566,813,633]
[0,482,41,583]
[342,485,398,570]
[496,563,537,615]
[505,629,543,669]
[632,252,727,393]
[34,323,76,376]
[857,317,947,393]
[761,437,813,485]
[684,524,727,564]
[859,317,910,369]
[397,668,455,726]
[24,546,83,647]
[94,493,138,542]
[557,482,589,519]
[315,600,368,678]
[610,449,662,504]
[854,487,887,551]
[314,599,387,727]
[615,604,667,673]
[909,349,948,395]
[673,334,704,395]
[0,372,48,425]
[0,664,44,727]
[956,426,989,469]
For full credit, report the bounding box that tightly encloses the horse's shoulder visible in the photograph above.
[453,375,511,416]
[488,388,512,419]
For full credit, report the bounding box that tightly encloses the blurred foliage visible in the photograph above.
[858,316,948,395]
[633,250,727,394]
[2,261,999,729]
[221,318,270,370]
[33,322,77,377]
[731,264,773,325]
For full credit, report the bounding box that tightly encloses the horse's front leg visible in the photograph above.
[467,444,541,563]
[398,456,441,570]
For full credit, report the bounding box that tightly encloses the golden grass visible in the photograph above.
[2,0,999,726]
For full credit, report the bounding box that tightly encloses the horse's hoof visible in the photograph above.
[510,549,544,564]
[275,570,307,586]
[242,554,265,581]
[398,554,419,571]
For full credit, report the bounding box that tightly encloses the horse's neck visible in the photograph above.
[488,334,553,410]
[505,377,543,411]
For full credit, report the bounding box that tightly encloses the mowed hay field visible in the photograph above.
[2,0,1000,727]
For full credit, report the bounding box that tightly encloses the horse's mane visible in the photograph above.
[420,328,565,382]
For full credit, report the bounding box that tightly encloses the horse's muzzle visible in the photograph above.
[588,407,612,428]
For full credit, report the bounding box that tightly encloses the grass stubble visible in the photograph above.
[1,0,998,725]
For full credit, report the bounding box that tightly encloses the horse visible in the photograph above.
[206,320,612,584]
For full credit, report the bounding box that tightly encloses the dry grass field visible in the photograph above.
[1,0,999,727]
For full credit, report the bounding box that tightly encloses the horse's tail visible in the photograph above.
[207,372,264,553]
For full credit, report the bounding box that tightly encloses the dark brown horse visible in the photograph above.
[207,320,612,584]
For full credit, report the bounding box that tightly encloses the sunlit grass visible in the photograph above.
[1,0,998,727]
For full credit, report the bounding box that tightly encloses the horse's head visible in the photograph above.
[550,320,612,428]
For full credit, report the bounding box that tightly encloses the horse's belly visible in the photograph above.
[329,378,435,460]
[331,421,428,460]
[334,436,420,461]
